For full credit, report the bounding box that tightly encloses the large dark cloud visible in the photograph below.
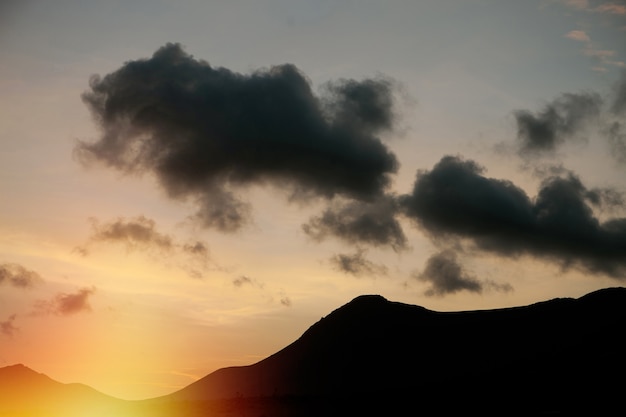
[302,195,407,251]
[0,263,42,289]
[401,155,626,278]
[76,43,400,232]
[514,92,602,155]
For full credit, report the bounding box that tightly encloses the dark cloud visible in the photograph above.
[514,92,602,155]
[401,155,626,278]
[191,186,252,232]
[416,250,513,297]
[76,43,400,232]
[416,250,481,296]
[1,315,18,337]
[34,287,96,316]
[0,263,42,289]
[329,249,388,277]
[302,195,407,251]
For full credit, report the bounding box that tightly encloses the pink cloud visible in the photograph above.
[561,0,590,9]
[565,30,591,42]
[594,3,626,14]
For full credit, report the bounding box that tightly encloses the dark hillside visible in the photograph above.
[165,288,626,415]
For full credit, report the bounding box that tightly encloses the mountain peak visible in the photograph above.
[346,294,388,306]
[1,363,39,376]
[3,363,27,369]
[0,363,55,386]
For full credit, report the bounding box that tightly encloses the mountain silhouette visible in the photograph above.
[163,287,626,415]
[2,287,626,416]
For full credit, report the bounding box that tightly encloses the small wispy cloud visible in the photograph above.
[329,249,389,277]
[1,315,19,337]
[560,0,590,10]
[584,48,616,58]
[232,275,264,289]
[558,0,626,70]
[0,263,43,289]
[76,216,173,254]
[232,275,292,307]
[277,289,292,308]
[594,2,626,15]
[75,216,217,278]
[415,250,513,297]
[33,287,96,316]
[565,29,591,42]
[560,0,626,14]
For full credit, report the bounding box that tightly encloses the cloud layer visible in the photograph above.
[74,45,626,297]
[77,43,400,232]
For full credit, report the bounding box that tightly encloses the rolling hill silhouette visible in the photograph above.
[2,287,625,416]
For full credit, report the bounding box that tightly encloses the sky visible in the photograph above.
[1,0,626,401]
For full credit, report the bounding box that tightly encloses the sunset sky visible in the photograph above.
[1,0,626,400]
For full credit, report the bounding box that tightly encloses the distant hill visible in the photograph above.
[0,364,128,417]
[3,287,626,416]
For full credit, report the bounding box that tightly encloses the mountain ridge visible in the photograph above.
[166,287,626,409]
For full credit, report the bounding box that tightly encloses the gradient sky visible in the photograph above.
[1,0,626,400]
